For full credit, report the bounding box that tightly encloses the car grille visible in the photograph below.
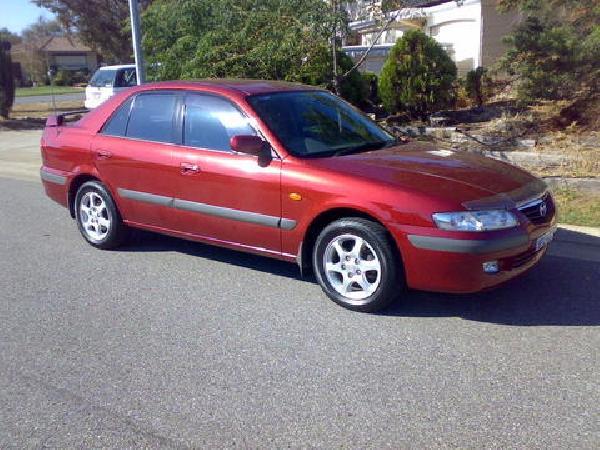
[517,193,555,225]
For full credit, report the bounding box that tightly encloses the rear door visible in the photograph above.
[91,91,182,228]
[169,92,283,253]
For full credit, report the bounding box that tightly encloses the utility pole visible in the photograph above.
[128,0,145,84]
[331,0,339,95]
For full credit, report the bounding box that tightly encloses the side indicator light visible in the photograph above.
[289,193,302,201]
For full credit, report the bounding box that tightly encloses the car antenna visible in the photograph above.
[47,67,57,118]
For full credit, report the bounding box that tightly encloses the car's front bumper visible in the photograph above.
[391,223,555,293]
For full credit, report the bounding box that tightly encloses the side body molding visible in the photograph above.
[117,188,296,230]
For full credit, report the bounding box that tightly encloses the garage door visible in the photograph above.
[55,55,87,70]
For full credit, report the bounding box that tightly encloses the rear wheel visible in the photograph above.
[313,217,403,312]
[75,181,127,249]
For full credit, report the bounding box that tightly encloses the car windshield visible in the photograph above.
[89,69,117,87]
[247,91,395,157]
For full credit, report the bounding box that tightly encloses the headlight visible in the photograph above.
[432,210,519,231]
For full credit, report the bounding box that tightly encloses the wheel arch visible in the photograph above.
[298,207,403,275]
[67,173,102,218]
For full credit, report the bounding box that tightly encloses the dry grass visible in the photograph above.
[532,131,600,178]
[444,100,599,177]
[553,189,600,227]
[0,101,85,131]
[10,100,85,119]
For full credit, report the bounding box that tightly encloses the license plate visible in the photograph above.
[535,229,555,251]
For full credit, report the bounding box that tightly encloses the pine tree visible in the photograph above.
[499,0,600,101]
[378,30,457,119]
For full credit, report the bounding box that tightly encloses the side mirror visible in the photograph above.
[46,115,64,127]
[230,135,268,157]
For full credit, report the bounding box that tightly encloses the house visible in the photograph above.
[12,35,98,84]
[342,0,521,76]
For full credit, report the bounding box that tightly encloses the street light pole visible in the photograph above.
[128,0,146,85]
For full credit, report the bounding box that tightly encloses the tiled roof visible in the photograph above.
[39,36,92,52]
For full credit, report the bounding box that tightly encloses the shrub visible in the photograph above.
[337,53,368,106]
[361,72,379,105]
[0,41,15,119]
[454,79,470,108]
[465,67,493,107]
[53,70,73,86]
[71,69,90,85]
[378,30,457,119]
[291,47,366,106]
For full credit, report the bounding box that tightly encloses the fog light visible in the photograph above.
[482,261,499,274]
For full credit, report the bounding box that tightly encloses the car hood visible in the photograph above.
[307,142,546,209]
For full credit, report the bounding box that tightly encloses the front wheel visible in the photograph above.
[313,218,403,312]
[75,181,128,249]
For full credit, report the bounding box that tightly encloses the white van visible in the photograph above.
[85,65,137,109]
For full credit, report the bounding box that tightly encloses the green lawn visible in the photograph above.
[15,86,85,97]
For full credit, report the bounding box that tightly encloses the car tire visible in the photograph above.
[313,217,403,312]
[75,180,128,249]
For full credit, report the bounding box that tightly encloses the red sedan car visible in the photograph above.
[41,80,556,311]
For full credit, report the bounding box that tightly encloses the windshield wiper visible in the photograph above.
[333,140,396,157]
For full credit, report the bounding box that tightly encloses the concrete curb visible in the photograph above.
[557,224,600,238]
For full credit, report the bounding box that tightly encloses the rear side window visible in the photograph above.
[126,93,178,143]
[184,94,255,151]
[101,97,133,137]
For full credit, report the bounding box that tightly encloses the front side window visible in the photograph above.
[115,68,137,88]
[126,93,178,143]
[89,69,116,87]
[184,94,256,151]
[248,91,394,157]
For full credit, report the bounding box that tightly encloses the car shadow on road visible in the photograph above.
[125,230,305,281]
[383,254,600,326]
[125,229,600,327]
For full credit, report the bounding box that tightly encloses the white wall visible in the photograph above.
[347,0,484,76]
[425,0,482,74]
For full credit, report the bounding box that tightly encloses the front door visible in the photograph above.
[170,93,282,254]
[92,91,182,229]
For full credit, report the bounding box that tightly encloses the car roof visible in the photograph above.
[137,79,324,96]
[97,64,136,70]
[78,79,326,132]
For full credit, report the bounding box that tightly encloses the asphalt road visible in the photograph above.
[14,92,85,105]
[0,176,599,447]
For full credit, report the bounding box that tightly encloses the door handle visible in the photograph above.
[180,162,200,174]
[96,149,112,160]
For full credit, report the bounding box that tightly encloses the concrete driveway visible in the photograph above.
[0,129,598,447]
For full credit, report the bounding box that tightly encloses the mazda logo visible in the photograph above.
[539,201,547,217]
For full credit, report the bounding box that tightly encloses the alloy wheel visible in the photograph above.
[79,191,111,242]
[323,233,382,302]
